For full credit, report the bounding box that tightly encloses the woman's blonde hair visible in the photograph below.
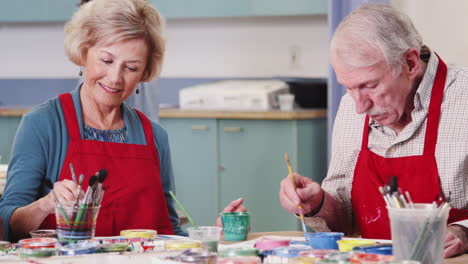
[65,0,165,82]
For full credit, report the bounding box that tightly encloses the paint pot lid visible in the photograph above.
[59,241,99,255]
[273,245,312,258]
[220,247,259,257]
[299,249,339,258]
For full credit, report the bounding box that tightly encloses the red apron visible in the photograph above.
[351,55,468,239]
[39,93,174,236]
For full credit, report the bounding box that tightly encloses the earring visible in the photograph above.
[79,69,83,76]
[136,87,140,95]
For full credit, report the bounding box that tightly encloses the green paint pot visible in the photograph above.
[220,212,251,241]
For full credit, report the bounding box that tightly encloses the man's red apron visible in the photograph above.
[39,93,174,236]
[351,55,468,239]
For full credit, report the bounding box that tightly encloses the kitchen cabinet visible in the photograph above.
[0,0,77,22]
[159,109,327,232]
[0,116,22,163]
[152,0,327,18]
[0,0,326,22]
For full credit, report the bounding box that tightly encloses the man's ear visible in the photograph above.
[405,48,420,80]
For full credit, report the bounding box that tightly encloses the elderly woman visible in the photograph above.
[0,0,245,241]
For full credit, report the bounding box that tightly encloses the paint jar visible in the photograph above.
[55,201,100,243]
[218,256,262,264]
[220,212,251,241]
[289,257,319,264]
[99,242,129,252]
[18,247,57,258]
[59,241,99,255]
[306,232,344,249]
[178,251,218,264]
[349,253,394,262]
[165,240,203,250]
[265,245,312,263]
[187,226,222,252]
[388,204,449,264]
[0,241,11,251]
[336,239,375,251]
[120,229,157,242]
[299,249,339,259]
[29,229,57,238]
[254,237,291,251]
[375,261,421,264]
[18,238,57,249]
[278,94,295,111]
[220,247,259,257]
[353,245,392,255]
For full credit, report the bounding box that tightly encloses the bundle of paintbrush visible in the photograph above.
[48,167,108,242]
[70,169,108,236]
[380,176,452,263]
[378,176,413,208]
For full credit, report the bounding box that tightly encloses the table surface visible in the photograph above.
[221,231,468,263]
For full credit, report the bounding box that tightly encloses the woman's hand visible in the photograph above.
[41,179,80,214]
[215,198,247,227]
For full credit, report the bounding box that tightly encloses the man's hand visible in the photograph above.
[444,225,468,257]
[215,198,247,227]
[279,173,324,215]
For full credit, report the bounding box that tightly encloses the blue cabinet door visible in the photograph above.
[159,118,219,227]
[218,119,300,232]
[0,117,22,163]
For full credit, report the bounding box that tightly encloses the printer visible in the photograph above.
[179,80,289,110]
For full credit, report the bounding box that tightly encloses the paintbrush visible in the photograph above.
[44,179,70,223]
[284,153,315,235]
[93,169,108,205]
[69,163,77,184]
[73,175,98,230]
[169,191,199,229]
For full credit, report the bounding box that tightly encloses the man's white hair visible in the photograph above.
[330,4,423,76]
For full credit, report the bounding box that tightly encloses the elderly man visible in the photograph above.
[279,3,468,257]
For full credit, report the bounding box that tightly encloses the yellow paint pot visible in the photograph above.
[165,240,203,250]
[120,229,157,239]
[289,257,319,263]
[337,239,376,252]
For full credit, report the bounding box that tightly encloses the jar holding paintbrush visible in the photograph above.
[54,169,107,243]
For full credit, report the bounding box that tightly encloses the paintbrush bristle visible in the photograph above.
[98,169,108,183]
[89,175,98,187]
[78,174,84,185]
[284,153,290,163]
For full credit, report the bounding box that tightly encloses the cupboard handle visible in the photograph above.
[223,127,242,132]
[191,125,209,130]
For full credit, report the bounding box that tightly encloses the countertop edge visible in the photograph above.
[159,108,327,120]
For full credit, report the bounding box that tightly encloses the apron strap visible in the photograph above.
[58,93,82,141]
[134,109,157,153]
[361,115,371,151]
[424,54,447,156]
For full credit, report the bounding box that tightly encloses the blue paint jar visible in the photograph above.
[306,232,344,250]
[353,245,393,255]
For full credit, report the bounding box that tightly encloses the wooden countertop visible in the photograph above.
[0,107,327,120]
[0,108,29,117]
[0,108,327,120]
[159,108,327,120]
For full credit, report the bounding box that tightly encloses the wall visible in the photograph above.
[0,16,328,79]
[391,0,468,65]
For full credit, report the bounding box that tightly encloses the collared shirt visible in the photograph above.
[314,52,468,233]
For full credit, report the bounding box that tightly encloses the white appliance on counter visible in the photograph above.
[179,80,290,110]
